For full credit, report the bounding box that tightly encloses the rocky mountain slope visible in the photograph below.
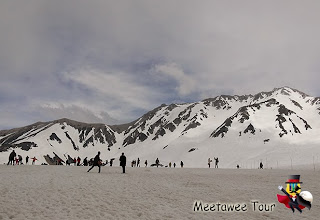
[1,87,320,168]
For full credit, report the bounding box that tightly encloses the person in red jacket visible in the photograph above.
[31,156,37,165]
[77,157,81,166]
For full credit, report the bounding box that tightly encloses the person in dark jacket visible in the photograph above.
[83,157,88,166]
[119,153,126,173]
[87,152,101,173]
[7,150,16,165]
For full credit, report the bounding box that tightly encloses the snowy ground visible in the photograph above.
[0,165,319,220]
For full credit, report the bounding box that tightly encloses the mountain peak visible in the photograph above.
[271,87,309,98]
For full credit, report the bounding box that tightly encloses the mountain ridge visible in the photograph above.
[1,86,320,168]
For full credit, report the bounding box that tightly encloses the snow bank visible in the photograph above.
[0,165,319,219]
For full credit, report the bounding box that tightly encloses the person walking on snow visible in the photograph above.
[87,152,101,173]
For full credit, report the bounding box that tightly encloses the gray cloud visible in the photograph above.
[1,0,320,129]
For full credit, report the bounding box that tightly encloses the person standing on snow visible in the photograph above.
[31,156,37,165]
[214,157,219,168]
[119,153,127,173]
[208,158,212,168]
[137,158,140,167]
[7,150,16,165]
[77,157,81,166]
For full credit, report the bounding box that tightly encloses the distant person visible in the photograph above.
[119,153,126,173]
[15,157,19,165]
[169,162,172,168]
[87,152,101,173]
[173,163,176,168]
[18,155,23,165]
[26,156,29,165]
[156,158,159,168]
[214,157,219,168]
[77,157,81,166]
[180,161,184,168]
[237,164,240,169]
[7,150,16,165]
[137,158,140,167]
[208,158,212,168]
[83,157,88,166]
[145,160,148,167]
[259,162,263,169]
[31,156,37,165]
[110,159,113,167]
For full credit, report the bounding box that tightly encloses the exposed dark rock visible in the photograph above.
[123,129,140,147]
[167,104,178,111]
[49,133,62,144]
[83,136,94,148]
[152,128,166,140]
[263,139,270,144]
[238,107,250,123]
[244,123,255,134]
[297,116,312,130]
[289,119,301,134]
[278,104,295,116]
[138,133,148,142]
[65,132,78,151]
[183,121,201,133]
[17,142,38,151]
[290,99,303,110]
[203,97,230,109]
[123,105,166,136]
[188,148,197,152]
[164,123,176,132]
[173,117,182,126]
[276,114,287,137]
[310,97,320,105]
[211,117,232,138]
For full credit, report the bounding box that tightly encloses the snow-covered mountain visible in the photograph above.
[1,87,320,168]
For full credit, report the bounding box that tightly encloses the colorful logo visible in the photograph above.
[277,175,313,213]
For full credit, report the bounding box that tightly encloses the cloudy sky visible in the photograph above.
[1,0,320,129]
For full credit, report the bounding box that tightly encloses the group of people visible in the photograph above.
[87,153,187,173]
[208,157,219,168]
[155,158,184,168]
[7,150,37,165]
[87,152,127,174]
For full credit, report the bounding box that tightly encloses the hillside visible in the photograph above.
[1,87,320,168]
